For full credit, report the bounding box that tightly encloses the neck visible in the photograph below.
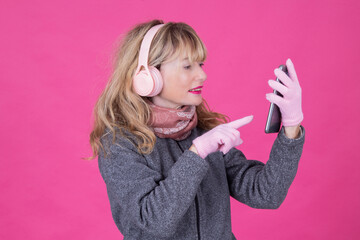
[148,97,184,110]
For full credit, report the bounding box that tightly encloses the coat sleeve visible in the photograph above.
[98,134,209,238]
[224,126,305,209]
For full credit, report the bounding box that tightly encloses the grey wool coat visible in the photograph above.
[98,125,305,239]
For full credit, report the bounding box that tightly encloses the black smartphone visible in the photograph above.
[265,64,288,133]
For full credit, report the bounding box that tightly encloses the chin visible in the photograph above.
[189,99,203,106]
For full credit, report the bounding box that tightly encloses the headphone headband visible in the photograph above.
[136,24,165,73]
[132,23,165,97]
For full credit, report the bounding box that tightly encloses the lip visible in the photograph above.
[189,90,202,94]
[188,86,203,91]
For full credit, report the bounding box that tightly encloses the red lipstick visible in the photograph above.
[188,86,203,94]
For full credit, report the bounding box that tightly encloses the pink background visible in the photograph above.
[1,0,359,239]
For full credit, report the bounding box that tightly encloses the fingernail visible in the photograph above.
[287,58,293,65]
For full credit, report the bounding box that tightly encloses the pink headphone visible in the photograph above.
[133,24,165,96]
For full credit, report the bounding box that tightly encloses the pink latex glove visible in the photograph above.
[192,115,253,159]
[266,58,304,127]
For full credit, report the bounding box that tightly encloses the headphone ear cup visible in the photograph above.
[133,69,154,96]
[132,67,163,96]
[148,66,163,97]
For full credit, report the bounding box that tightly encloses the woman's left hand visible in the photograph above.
[266,58,304,128]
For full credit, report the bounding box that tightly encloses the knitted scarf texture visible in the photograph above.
[146,99,198,141]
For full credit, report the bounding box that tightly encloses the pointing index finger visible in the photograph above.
[286,58,299,83]
[225,115,254,129]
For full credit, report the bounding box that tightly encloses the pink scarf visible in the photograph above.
[146,99,198,140]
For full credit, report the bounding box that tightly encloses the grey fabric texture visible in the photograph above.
[98,125,305,239]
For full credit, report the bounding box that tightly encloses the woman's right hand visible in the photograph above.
[192,115,253,159]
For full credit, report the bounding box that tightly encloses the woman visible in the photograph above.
[90,19,304,239]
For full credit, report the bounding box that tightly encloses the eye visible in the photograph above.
[184,63,204,70]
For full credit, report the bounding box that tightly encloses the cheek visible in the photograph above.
[159,79,179,99]
[176,74,192,89]
[162,74,189,93]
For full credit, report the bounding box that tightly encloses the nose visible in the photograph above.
[196,65,207,82]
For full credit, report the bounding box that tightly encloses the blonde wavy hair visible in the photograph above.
[89,19,229,159]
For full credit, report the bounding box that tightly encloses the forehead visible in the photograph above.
[157,27,207,66]
[160,53,192,71]
[165,44,205,64]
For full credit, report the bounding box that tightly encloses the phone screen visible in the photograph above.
[265,64,288,133]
